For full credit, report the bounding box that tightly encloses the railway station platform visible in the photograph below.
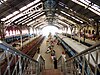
[0,34,100,75]
[33,37,65,69]
[0,0,100,75]
[57,34,100,66]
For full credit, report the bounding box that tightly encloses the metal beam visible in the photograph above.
[16,11,44,25]
[1,0,42,22]
[22,12,45,26]
[58,3,90,23]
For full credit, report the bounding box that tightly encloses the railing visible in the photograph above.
[58,54,71,75]
[0,40,45,75]
[57,41,100,75]
[57,55,65,74]
[36,54,45,75]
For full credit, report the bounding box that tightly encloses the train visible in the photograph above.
[4,34,34,44]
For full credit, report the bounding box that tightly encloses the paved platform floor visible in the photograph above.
[41,69,63,75]
[39,37,65,69]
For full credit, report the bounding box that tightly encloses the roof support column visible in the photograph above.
[27,27,30,38]
[0,22,5,40]
[73,27,76,39]
[37,28,39,35]
[83,27,86,43]
[95,21,100,40]
[32,27,35,37]
[66,26,68,34]
[36,28,38,36]
[70,26,73,39]
[38,28,41,35]
[63,27,65,33]
[78,26,81,43]
[18,26,23,50]
[61,28,63,33]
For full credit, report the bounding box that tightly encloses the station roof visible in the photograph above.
[0,0,100,29]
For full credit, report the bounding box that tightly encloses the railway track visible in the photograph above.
[0,35,45,75]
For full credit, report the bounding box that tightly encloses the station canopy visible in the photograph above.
[0,0,100,29]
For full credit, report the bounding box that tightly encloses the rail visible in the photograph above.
[0,40,45,75]
[57,40,100,75]
[57,55,67,75]
[36,54,45,75]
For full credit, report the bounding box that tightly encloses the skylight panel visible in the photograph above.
[27,2,35,7]
[6,13,24,24]
[15,16,27,24]
[5,20,12,25]
[1,0,41,22]
[88,8,100,15]
[24,19,32,24]
[55,14,65,20]
[56,13,76,25]
[59,2,65,7]
[60,11,70,17]
[27,15,45,26]
[1,11,19,21]
[27,21,35,26]
[58,20,67,25]
[20,0,41,11]
[20,6,27,11]
[0,0,7,5]
[1,18,6,21]
[72,0,100,15]
[13,11,19,15]
[60,11,82,23]
[4,0,7,1]
[71,16,83,23]
[72,0,87,8]
[34,12,44,19]
[23,2,43,17]
[54,24,63,27]
[34,22,44,27]
[59,15,66,20]
[0,0,7,3]
[80,0,90,5]
[25,12,44,25]
[6,14,13,20]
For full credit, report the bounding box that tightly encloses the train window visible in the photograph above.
[0,48,4,52]
[86,30,87,33]
[38,4,42,8]
[89,30,91,34]
[12,43,20,47]
[92,30,95,34]
[12,43,17,47]
[33,8,36,11]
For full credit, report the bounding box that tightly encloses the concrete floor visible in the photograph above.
[39,37,65,69]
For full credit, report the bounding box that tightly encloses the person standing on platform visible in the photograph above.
[51,49,56,60]
[37,47,40,54]
[53,57,57,69]
[62,51,66,61]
